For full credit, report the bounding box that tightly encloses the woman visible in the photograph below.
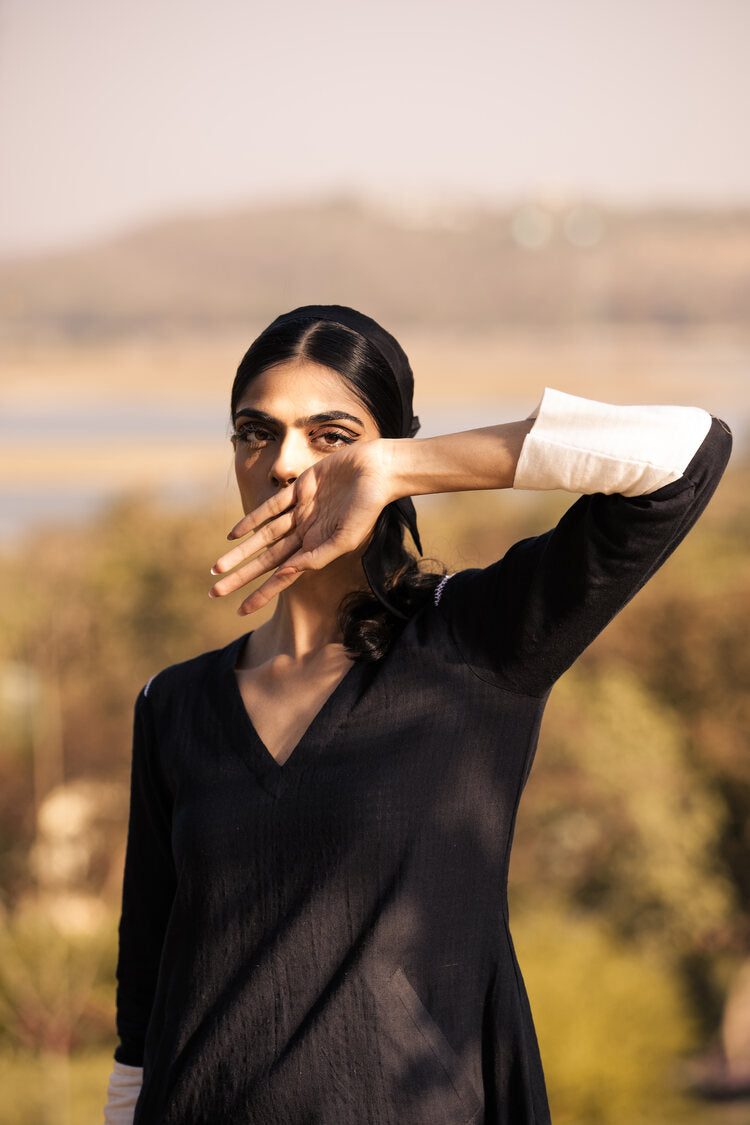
[105,305,731,1124]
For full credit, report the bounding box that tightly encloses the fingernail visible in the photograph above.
[210,567,219,575]
[208,590,218,599]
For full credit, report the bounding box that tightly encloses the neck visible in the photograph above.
[251,553,368,662]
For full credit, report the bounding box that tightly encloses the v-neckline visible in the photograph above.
[216,632,363,797]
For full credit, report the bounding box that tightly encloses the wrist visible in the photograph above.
[371,437,410,504]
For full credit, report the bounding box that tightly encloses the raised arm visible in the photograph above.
[430,390,731,695]
[209,389,730,630]
[382,387,714,501]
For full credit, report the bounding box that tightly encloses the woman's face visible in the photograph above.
[232,359,381,515]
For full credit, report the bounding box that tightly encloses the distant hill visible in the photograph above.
[1,198,749,339]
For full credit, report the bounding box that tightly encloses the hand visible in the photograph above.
[209,439,394,614]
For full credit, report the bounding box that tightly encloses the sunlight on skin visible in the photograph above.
[208,359,385,614]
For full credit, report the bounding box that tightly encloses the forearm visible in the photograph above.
[382,388,715,503]
[381,420,534,500]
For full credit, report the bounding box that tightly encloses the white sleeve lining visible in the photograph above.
[513,387,712,497]
[103,1061,143,1125]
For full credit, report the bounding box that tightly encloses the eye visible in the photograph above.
[314,429,357,448]
[232,424,274,447]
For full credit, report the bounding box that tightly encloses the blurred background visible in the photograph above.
[1,0,749,1121]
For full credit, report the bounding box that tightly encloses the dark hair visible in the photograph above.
[232,318,445,661]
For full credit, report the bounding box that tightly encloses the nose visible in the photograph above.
[271,468,297,488]
[267,431,308,489]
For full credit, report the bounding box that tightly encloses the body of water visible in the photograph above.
[1,398,746,543]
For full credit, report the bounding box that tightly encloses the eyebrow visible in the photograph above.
[233,407,365,429]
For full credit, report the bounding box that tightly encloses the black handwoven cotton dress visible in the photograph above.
[114,418,730,1125]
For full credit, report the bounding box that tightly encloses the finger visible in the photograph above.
[209,534,301,597]
[285,530,358,574]
[228,486,295,540]
[212,511,296,575]
[237,565,303,616]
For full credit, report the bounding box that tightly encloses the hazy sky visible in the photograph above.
[1,0,749,256]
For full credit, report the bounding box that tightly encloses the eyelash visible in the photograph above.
[231,425,356,449]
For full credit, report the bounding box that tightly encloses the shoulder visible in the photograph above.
[140,634,245,707]
[431,572,455,608]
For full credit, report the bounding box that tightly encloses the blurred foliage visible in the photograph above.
[0,905,117,1055]
[0,459,747,1122]
[0,495,246,799]
[512,904,697,1125]
[0,1047,115,1125]
[513,666,734,955]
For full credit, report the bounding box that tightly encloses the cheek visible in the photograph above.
[234,449,263,500]
[233,441,263,471]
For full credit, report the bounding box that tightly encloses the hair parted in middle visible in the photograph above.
[232,307,445,661]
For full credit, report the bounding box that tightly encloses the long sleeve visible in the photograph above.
[114,685,177,1067]
[514,387,713,496]
[103,1061,143,1125]
[437,389,732,698]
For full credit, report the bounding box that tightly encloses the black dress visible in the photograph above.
[114,418,731,1125]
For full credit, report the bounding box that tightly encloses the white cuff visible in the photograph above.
[103,1060,143,1125]
[514,387,712,497]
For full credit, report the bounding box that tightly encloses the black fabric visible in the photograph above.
[114,419,731,1125]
